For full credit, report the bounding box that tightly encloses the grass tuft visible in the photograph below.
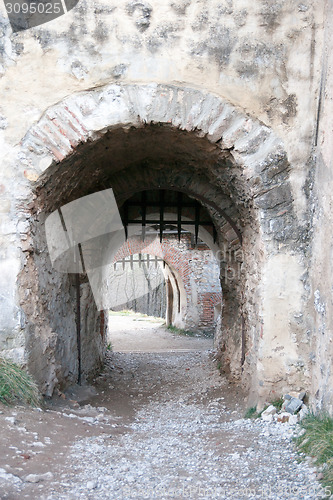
[295,413,333,496]
[167,325,196,337]
[0,358,42,407]
[271,396,284,411]
[244,406,258,419]
[244,404,269,419]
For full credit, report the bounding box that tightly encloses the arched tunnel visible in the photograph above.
[17,84,294,402]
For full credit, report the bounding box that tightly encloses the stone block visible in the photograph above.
[284,397,303,414]
[298,390,306,401]
[261,404,277,421]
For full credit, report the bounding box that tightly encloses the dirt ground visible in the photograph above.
[0,314,325,499]
[108,312,213,352]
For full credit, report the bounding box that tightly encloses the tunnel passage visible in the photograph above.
[111,224,222,334]
[110,252,168,320]
[112,189,221,334]
[17,84,296,400]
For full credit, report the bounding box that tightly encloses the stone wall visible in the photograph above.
[0,1,331,410]
[17,212,106,395]
[306,0,333,414]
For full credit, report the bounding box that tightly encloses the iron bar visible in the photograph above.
[75,273,81,385]
[118,186,243,244]
[141,191,147,241]
[123,201,128,240]
[195,201,200,245]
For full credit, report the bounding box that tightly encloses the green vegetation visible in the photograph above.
[167,325,196,337]
[244,405,268,419]
[271,396,284,411]
[244,396,284,419]
[244,406,259,419]
[295,413,333,496]
[0,357,42,407]
[245,401,278,419]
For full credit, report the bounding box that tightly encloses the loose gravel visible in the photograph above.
[40,350,326,500]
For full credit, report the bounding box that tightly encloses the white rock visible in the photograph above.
[261,405,277,421]
[0,468,22,484]
[298,404,309,421]
[24,474,41,483]
[5,416,16,425]
[32,441,46,447]
[288,415,298,425]
[87,480,98,489]
[24,472,54,483]
[234,419,244,425]
[41,472,54,481]
[82,416,95,424]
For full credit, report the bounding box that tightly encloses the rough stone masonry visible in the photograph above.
[0,0,332,412]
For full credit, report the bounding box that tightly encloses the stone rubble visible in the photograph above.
[260,392,310,425]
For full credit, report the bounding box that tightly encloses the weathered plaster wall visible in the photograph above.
[0,0,324,173]
[17,213,106,395]
[0,1,329,407]
[307,0,333,414]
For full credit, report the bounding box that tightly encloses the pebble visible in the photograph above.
[87,480,98,490]
[24,472,54,483]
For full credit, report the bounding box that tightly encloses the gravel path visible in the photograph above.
[0,319,328,499]
[46,350,324,500]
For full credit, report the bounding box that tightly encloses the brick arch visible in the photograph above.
[19,83,293,246]
[112,235,222,332]
[14,82,301,403]
[21,83,284,175]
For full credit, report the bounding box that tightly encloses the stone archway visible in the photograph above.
[11,83,304,403]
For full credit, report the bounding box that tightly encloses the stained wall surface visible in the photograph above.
[0,0,331,410]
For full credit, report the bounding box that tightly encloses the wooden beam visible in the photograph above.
[126,219,214,225]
